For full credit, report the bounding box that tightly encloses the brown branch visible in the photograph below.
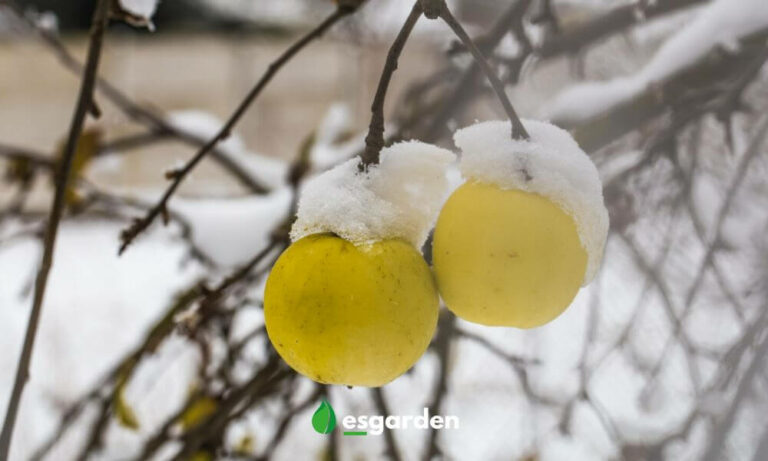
[29,250,275,460]
[48,241,282,459]
[371,388,402,461]
[0,143,55,169]
[456,328,538,368]
[118,5,356,255]
[97,130,174,155]
[387,0,718,150]
[256,385,323,459]
[324,386,340,461]
[362,0,531,166]
[447,0,533,57]
[701,331,768,461]
[423,311,455,461]
[0,154,216,267]
[29,122,313,459]
[360,1,423,168]
[135,357,287,460]
[393,0,533,145]
[616,231,699,377]
[584,218,679,380]
[432,0,529,140]
[84,186,217,267]
[0,0,111,457]
[638,114,768,390]
[169,360,289,461]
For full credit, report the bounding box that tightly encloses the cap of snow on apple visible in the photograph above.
[290,140,457,249]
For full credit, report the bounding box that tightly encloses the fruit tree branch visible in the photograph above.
[431,0,529,140]
[0,0,111,457]
[117,4,359,255]
[360,1,423,168]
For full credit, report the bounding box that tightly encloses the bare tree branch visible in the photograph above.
[431,0,529,140]
[423,312,455,461]
[360,1,423,168]
[371,387,402,461]
[118,5,358,255]
[0,0,112,457]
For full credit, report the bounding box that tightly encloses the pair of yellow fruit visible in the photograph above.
[264,181,588,387]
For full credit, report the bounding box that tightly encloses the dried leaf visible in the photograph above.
[179,396,217,431]
[55,129,101,207]
[114,383,140,431]
[233,434,255,455]
[189,452,213,461]
[5,157,34,183]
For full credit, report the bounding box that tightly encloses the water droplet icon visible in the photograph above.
[311,400,336,434]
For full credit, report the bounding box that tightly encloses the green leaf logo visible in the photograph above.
[311,400,336,434]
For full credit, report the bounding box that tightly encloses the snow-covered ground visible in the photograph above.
[0,222,202,459]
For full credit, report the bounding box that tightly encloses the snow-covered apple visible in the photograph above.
[264,234,438,386]
[433,120,609,328]
[264,141,455,386]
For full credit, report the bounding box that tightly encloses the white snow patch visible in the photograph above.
[544,0,768,123]
[119,0,159,25]
[540,434,603,461]
[544,78,643,123]
[0,222,201,460]
[310,104,366,170]
[197,0,310,28]
[172,188,293,267]
[454,120,609,284]
[291,141,456,249]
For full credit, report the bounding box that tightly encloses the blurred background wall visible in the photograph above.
[0,1,447,198]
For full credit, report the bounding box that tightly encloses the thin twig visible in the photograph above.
[432,0,529,140]
[256,385,323,459]
[371,388,402,461]
[0,143,55,169]
[169,360,289,461]
[418,0,533,143]
[136,357,287,460]
[0,0,111,457]
[29,119,314,459]
[639,114,768,390]
[423,312,455,461]
[118,5,356,255]
[29,241,278,459]
[360,1,423,168]
[456,328,536,368]
[701,331,768,461]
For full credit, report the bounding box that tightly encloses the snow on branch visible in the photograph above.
[544,0,768,124]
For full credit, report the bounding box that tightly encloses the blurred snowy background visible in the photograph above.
[1,0,768,460]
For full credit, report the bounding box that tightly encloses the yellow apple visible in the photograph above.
[433,181,587,328]
[264,234,438,386]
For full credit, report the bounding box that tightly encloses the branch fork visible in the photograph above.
[361,0,529,169]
